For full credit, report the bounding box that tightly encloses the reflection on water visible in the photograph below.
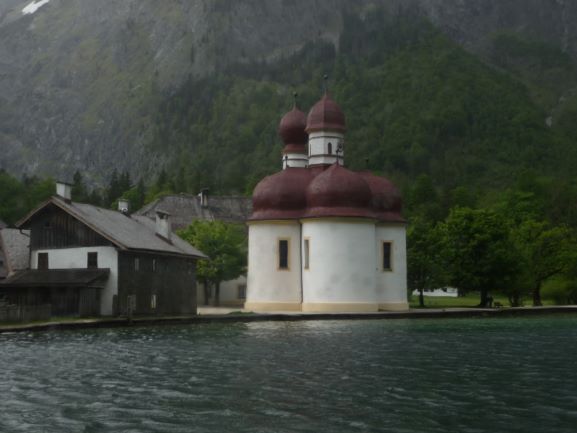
[1,316,577,432]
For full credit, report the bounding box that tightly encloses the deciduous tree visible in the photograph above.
[178,221,246,306]
[439,207,519,307]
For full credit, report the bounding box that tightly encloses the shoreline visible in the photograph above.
[1,306,577,334]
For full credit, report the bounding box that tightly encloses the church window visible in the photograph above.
[38,252,49,270]
[278,239,289,270]
[87,252,98,268]
[382,242,392,271]
[304,238,310,270]
[328,142,332,155]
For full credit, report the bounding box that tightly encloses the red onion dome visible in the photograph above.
[304,164,374,219]
[358,172,405,223]
[305,94,346,134]
[279,107,307,151]
[250,168,314,221]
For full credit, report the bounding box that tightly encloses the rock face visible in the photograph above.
[0,0,576,183]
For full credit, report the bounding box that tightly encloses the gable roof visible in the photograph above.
[0,228,30,277]
[135,194,252,230]
[16,197,206,259]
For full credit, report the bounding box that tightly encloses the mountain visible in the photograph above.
[1,0,576,190]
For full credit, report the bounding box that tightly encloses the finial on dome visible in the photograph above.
[292,92,298,109]
[336,142,343,166]
[323,74,329,94]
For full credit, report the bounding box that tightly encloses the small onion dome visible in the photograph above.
[358,172,405,223]
[279,107,307,153]
[250,168,314,221]
[304,164,374,219]
[305,93,346,134]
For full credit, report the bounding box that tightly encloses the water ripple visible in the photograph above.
[0,316,577,432]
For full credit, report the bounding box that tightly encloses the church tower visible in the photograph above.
[305,92,346,167]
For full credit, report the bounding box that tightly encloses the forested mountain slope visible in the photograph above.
[0,0,576,193]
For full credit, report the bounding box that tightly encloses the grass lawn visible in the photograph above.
[409,292,558,308]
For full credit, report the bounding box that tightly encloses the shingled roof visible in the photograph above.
[16,197,206,259]
[0,228,30,278]
[1,268,110,288]
[135,194,252,230]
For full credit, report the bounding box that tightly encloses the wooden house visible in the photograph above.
[0,183,206,317]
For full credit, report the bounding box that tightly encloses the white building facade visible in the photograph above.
[246,94,409,312]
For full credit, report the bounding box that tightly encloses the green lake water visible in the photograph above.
[1,316,576,432]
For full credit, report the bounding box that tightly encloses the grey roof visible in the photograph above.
[0,229,30,276]
[135,194,252,230]
[17,197,206,259]
[1,269,110,288]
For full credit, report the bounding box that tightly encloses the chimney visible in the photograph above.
[56,181,72,202]
[155,210,172,242]
[198,188,209,208]
[118,199,130,214]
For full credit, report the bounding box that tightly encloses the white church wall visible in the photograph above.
[375,224,409,311]
[301,219,378,312]
[245,222,302,311]
[32,247,118,315]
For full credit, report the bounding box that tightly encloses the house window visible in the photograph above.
[134,257,140,271]
[382,242,392,271]
[151,294,157,310]
[87,252,98,268]
[278,239,289,270]
[38,253,49,270]
[304,238,310,270]
[237,284,246,300]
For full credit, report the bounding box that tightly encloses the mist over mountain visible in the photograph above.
[0,0,576,189]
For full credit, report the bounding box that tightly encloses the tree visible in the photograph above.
[407,217,447,307]
[121,179,147,212]
[439,207,519,307]
[0,170,26,225]
[72,170,88,202]
[512,220,576,306]
[178,221,246,306]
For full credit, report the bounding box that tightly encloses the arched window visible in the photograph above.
[328,142,332,155]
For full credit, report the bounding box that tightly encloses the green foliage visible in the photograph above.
[178,221,246,305]
[438,207,519,307]
[0,171,54,225]
[512,220,576,306]
[542,278,577,305]
[407,217,447,307]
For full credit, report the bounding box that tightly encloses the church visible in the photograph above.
[245,90,408,312]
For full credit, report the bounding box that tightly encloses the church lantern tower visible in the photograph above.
[305,92,346,167]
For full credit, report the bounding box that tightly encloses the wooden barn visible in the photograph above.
[0,183,206,318]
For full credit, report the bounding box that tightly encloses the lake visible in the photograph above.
[1,316,576,432]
